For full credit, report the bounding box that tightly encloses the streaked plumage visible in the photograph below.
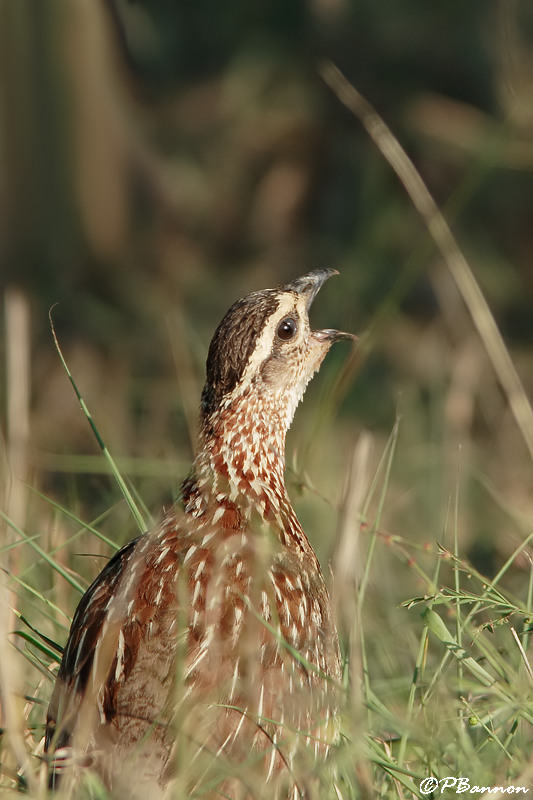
[45,270,355,799]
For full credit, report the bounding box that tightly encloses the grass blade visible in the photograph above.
[49,307,147,534]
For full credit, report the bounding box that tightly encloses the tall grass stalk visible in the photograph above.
[320,61,533,465]
[49,309,147,534]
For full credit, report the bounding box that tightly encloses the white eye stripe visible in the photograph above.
[233,296,306,387]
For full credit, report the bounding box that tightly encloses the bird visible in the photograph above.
[45,269,355,800]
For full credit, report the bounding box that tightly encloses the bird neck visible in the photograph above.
[198,389,289,508]
[183,390,317,561]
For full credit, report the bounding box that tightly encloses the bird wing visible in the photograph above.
[45,536,142,755]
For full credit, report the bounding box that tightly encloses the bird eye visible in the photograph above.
[276,317,298,341]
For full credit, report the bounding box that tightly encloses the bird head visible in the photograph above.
[201,269,355,429]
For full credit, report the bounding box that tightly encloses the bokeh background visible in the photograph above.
[1,0,533,754]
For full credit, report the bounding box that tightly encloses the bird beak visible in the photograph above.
[284,269,356,344]
[285,268,339,311]
[313,328,357,343]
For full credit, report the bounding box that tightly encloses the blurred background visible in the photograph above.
[1,0,533,631]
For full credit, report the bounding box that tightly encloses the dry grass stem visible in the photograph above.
[320,60,533,465]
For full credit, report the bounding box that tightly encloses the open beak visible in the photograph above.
[284,269,357,344]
